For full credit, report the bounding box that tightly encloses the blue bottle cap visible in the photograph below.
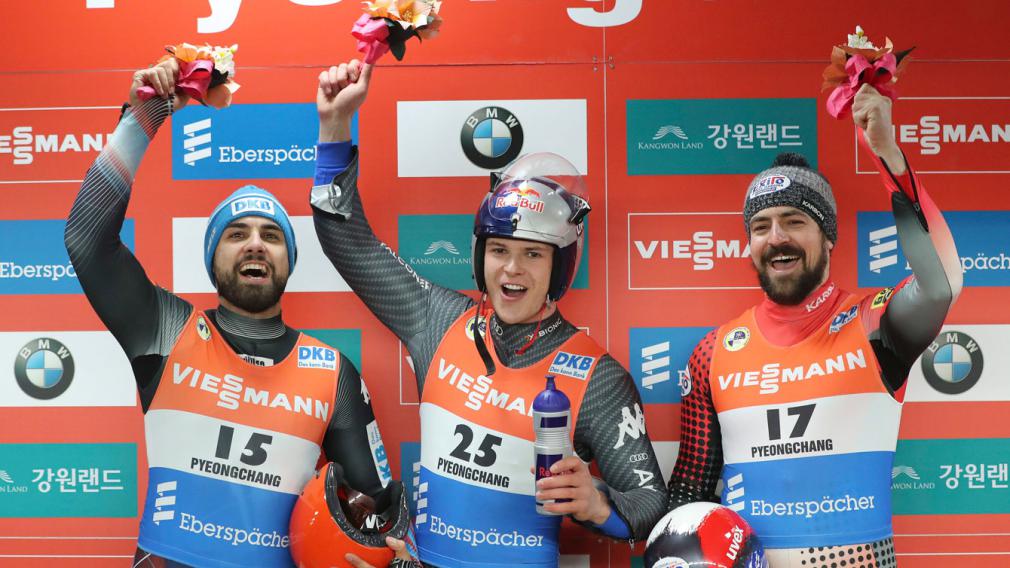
[533,374,570,412]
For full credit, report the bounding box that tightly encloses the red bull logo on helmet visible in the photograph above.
[516,185,541,199]
[494,190,545,213]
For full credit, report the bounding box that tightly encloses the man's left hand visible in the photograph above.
[852,83,906,174]
[535,457,611,524]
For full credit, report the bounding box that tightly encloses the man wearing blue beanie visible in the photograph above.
[203,185,298,314]
[65,60,403,567]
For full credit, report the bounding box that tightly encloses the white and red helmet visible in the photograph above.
[645,502,767,568]
[472,152,590,301]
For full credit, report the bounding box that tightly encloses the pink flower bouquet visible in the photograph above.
[137,43,240,109]
[352,0,443,64]
[822,27,913,119]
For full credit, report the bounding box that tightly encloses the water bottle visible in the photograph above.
[533,374,573,515]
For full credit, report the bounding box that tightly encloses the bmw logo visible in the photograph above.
[460,106,524,169]
[14,337,75,400]
[921,330,983,395]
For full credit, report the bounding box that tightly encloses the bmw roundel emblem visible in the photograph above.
[14,337,75,400]
[921,330,983,395]
[460,106,524,169]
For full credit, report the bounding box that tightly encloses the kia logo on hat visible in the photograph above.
[749,175,791,199]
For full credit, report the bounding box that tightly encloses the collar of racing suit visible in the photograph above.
[214,304,288,340]
[755,279,845,347]
[488,309,572,366]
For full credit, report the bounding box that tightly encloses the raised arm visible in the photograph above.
[853,85,963,392]
[310,61,472,380]
[64,61,193,392]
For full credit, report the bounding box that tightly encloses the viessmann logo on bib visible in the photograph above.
[717,349,868,395]
[171,362,331,422]
[434,358,533,416]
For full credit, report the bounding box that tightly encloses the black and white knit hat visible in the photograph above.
[742,153,837,242]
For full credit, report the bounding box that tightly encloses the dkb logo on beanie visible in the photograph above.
[203,185,297,286]
[230,197,276,217]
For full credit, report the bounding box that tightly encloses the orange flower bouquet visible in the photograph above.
[137,43,240,109]
[351,0,443,64]
[822,27,913,119]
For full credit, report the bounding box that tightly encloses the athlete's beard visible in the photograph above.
[756,242,829,306]
[215,257,288,314]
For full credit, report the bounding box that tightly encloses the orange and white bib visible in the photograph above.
[415,307,604,568]
[137,311,339,568]
[710,295,901,549]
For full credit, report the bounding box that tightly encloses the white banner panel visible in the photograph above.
[2,331,136,407]
[397,99,588,178]
[905,325,1009,402]
[172,216,352,294]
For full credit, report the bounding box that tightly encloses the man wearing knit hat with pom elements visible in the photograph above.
[65,58,399,568]
[664,84,963,567]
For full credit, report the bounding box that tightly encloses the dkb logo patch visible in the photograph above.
[297,346,337,371]
[548,351,595,381]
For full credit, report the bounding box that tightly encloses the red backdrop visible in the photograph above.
[2,1,1009,566]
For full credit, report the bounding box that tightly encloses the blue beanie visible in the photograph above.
[204,185,297,286]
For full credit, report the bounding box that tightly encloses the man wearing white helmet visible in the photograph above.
[309,60,667,567]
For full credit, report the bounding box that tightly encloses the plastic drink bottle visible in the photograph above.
[533,374,573,515]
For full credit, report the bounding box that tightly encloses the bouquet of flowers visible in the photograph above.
[137,43,240,109]
[822,26,913,119]
[352,0,443,64]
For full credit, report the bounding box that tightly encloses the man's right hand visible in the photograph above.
[344,536,414,568]
[317,60,373,143]
[128,58,189,111]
